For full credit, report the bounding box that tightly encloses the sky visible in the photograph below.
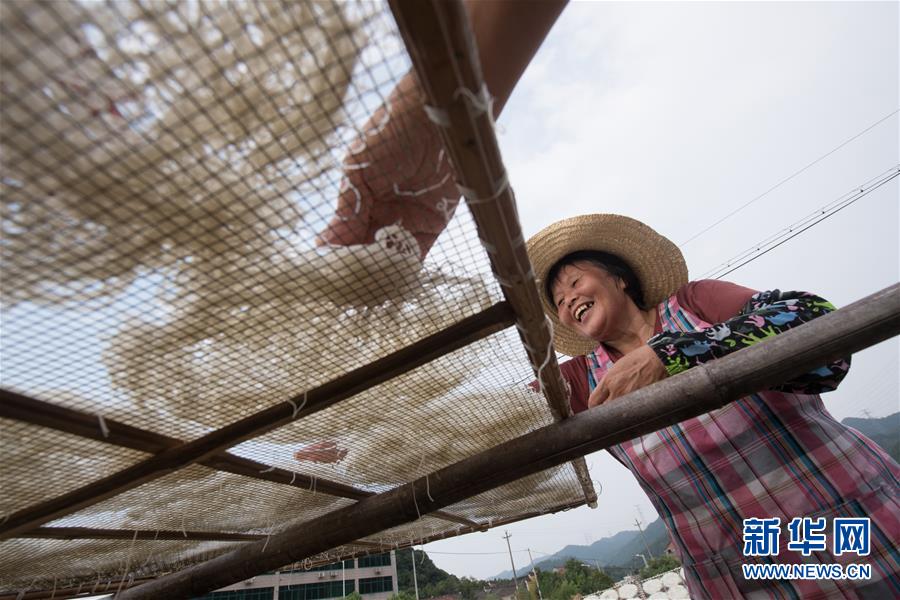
[421,1,899,580]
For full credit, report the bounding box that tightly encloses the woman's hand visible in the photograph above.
[318,2,566,260]
[318,73,459,259]
[588,345,668,408]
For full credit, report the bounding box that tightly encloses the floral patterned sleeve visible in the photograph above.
[648,290,851,394]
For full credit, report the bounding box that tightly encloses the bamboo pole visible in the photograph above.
[0,302,514,540]
[387,0,597,507]
[117,283,900,599]
[24,528,265,542]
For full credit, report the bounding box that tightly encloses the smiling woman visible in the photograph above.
[550,260,650,354]
[524,213,900,599]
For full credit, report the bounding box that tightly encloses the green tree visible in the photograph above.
[531,560,613,600]
[638,555,681,579]
[536,567,561,599]
[458,577,481,600]
[394,548,491,599]
[557,559,613,595]
[549,581,578,600]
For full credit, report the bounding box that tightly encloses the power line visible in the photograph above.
[680,109,900,247]
[427,550,527,556]
[700,165,899,280]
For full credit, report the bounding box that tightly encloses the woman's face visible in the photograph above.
[550,262,634,342]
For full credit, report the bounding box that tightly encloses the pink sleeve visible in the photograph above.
[675,279,759,323]
[528,355,590,414]
[561,355,590,414]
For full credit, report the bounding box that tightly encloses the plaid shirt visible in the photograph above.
[586,290,900,599]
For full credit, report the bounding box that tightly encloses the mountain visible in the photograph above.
[842,412,899,462]
[491,518,669,580]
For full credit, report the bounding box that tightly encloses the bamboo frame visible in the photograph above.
[116,283,900,598]
[0,301,514,539]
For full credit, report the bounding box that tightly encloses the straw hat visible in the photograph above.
[527,214,688,356]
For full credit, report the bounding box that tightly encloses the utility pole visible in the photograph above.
[634,518,653,560]
[502,531,520,593]
[411,547,419,600]
[527,549,542,600]
[634,505,653,559]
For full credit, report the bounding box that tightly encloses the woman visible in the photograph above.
[526,213,900,599]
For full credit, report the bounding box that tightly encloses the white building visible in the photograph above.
[194,551,399,600]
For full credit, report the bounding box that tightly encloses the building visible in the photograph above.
[194,551,399,600]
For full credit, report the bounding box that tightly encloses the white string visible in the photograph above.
[309,475,317,495]
[393,172,451,197]
[285,391,308,419]
[96,414,110,438]
[114,530,140,597]
[411,482,422,521]
[425,474,434,503]
[423,104,450,127]
[457,172,510,205]
[454,84,492,115]
[259,465,276,473]
[181,515,187,538]
[435,196,457,223]
[262,523,273,553]
[365,102,392,137]
[16,579,37,600]
[140,529,160,569]
[534,316,556,394]
[337,178,362,221]
[479,237,497,255]
[289,470,297,485]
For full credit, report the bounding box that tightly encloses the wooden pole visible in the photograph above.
[387,0,596,507]
[117,283,900,599]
